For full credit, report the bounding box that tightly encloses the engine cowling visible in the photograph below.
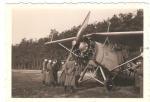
[79,42,88,52]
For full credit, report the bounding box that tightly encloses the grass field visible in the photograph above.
[12,69,140,98]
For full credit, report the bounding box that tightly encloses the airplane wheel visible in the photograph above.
[105,78,113,91]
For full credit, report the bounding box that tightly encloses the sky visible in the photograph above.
[12,5,138,45]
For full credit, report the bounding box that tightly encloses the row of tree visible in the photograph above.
[12,9,143,69]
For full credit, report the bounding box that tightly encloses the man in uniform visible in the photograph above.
[41,59,48,85]
[46,60,55,86]
[74,62,81,88]
[58,61,65,86]
[64,60,76,93]
[52,60,61,86]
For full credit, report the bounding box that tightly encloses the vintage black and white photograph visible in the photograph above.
[12,4,143,98]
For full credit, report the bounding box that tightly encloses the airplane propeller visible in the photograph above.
[65,11,91,63]
[76,11,91,43]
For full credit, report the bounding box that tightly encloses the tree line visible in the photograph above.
[12,9,143,70]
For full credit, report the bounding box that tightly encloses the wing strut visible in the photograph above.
[112,53,143,71]
[103,21,111,46]
[58,43,78,57]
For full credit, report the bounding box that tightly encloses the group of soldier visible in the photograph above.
[42,58,81,93]
[41,59,59,86]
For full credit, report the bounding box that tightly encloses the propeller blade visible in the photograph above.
[64,11,91,65]
[76,11,90,42]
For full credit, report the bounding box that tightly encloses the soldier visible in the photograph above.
[52,60,61,85]
[64,60,76,93]
[74,62,81,88]
[58,61,66,86]
[41,59,48,85]
[45,60,55,86]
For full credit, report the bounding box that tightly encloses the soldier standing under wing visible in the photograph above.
[75,62,81,88]
[64,60,76,93]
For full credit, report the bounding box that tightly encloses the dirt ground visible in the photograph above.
[12,69,141,98]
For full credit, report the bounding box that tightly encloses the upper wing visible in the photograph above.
[45,31,143,45]
[86,31,143,46]
[45,37,76,45]
[85,31,143,36]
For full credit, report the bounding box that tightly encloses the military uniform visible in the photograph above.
[59,64,66,86]
[64,61,76,92]
[52,61,60,85]
[46,62,55,86]
[75,64,82,87]
[41,60,47,84]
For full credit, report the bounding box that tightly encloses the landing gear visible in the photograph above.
[105,76,114,91]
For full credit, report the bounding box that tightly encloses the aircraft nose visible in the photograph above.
[79,42,88,52]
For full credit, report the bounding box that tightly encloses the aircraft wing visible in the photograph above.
[85,31,143,36]
[45,31,143,45]
[45,37,76,45]
[85,31,143,46]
